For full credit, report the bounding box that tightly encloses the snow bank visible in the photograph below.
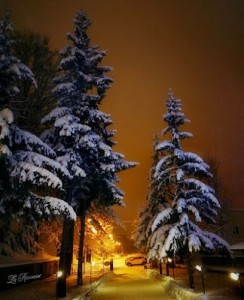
[147,269,207,300]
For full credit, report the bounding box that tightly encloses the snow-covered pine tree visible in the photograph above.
[11,29,59,134]
[41,10,136,291]
[0,16,75,256]
[0,16,36,108]
[133,133,166,254]
[151,89,230,288]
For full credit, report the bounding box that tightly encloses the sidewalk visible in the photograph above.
[0,270,108,300]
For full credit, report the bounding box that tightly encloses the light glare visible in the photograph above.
[230,272,240,281]
[57,270,63,278]
[196,265,202,272]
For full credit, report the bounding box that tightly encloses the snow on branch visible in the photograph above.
[41,107,72,124]
[184,152,204,164]
[0,144,11,156]
[156,141,175,152]
[152,208,173,232]
[178,131,193,139]
[182,162,210,175]
[30,194,76,220]
[0,108,13,139]
[12,125,56,158]
[13,151,71,178]
[187,205,202,222]
[71,164,86,177]
[155,155,171,177]
[42,196,76,220]
[11,162,63,189]
[161,225,185,257]
[0,108,14,124]
[185,178,215,194]
[188,233,201,252]
[202,231,231,253]
[54,115,89,136]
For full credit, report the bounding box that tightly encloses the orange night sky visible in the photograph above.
[3,0,244,231]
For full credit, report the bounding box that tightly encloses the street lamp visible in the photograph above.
[166,257,170,276]
[159,258,162,275]
[195,265,205,294]
[230,272,243,300]
[57,271,63,278]
[167,257,175,279]
[56,270,65,298]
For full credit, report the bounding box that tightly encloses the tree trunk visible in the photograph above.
[186,251,194,289]
[66,219,74,275]
[56,187,75,297]
[77,199,87,286]
[57,217,74,298]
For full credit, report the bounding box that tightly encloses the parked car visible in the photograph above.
[125,255,147,267]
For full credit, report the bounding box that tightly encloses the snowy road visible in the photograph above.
[89,258,175,300]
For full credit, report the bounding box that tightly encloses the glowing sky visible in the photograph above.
[4,0,244,230]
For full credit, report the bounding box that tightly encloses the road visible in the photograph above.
[89,258,176,299]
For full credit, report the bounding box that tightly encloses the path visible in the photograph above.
[89,264,175,300]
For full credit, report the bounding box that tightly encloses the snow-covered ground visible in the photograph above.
[88,256,240,300]
[0,255,241,300]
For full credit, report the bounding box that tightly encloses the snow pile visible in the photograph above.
[147,269,207,300]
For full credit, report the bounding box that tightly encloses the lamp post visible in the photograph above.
[195,265,205,295]
[230,272,243,300]
[159,258,162,275]
[56,270,64,298]
[166,257,170,276]
[167,257,175,279]
[110,258,114,271]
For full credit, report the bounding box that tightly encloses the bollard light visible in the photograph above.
[230,272,243,300]
[57,270,63,278]
[230,272,240,281]
[195,264,205,294]
[195,265,202,272]
[56,270,66,298]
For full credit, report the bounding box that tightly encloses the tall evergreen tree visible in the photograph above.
[0,16,75,256]
[0,16,35,108]
[133,133,165,253]
[41,10,136,293]
[10,29,59,134]
[150,90,230,288]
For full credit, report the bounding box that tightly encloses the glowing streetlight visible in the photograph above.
[230,272,240,281]
[166,257,171,276]
[57,270,63,278]
[195,265,205,294]
[230,272,243,299]
[166,257,175,279]
[195,265,202,272]
[56,269,65,298]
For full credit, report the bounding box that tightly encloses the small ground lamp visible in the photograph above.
[195,265,205,294]
[159,258,162,275]
[230,272,243,300]
[168,257,175,279]
[56,270,65,298]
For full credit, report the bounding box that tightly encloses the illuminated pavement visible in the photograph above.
[89,258,176,300]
